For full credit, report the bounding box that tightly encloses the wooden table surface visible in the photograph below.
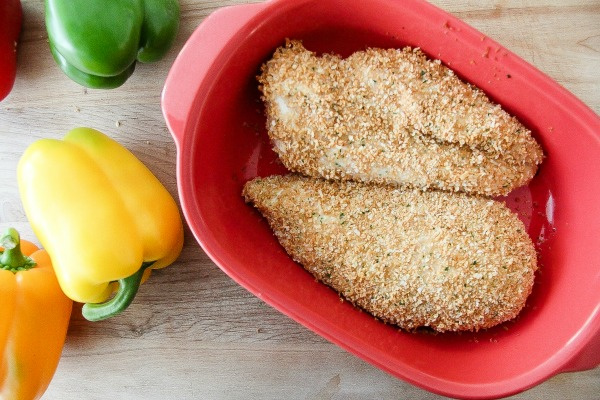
[1,1,599,399]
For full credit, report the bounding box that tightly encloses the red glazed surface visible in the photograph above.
[161,0,600,398]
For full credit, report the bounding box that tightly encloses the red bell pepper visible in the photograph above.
[0,0,22,101]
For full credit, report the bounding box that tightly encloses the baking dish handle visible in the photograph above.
[561,322,600,372]
[161,2,269,146]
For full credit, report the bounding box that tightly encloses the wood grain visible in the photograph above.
[1,1,598,399]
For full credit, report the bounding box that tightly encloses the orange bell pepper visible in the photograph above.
[0,228,72,400]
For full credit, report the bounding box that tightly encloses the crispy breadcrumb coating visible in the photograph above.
[243,175,538,332]
[258,40,543,196]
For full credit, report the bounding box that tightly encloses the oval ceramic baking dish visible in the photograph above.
[161,0,600,398]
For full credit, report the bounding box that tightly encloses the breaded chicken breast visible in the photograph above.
[258,40,543,197]
[243,174,538,332]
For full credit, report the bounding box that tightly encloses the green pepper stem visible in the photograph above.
[0,228,36,272]
[81,262,155,321]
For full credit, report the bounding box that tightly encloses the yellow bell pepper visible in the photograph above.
[1,228,72,400]
[17,127,184,321]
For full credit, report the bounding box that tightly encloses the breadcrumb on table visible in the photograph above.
[258,40,544,197]
[243,174,538,332]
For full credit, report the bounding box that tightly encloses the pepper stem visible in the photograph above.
[81,261,155,321]
[0,228,36,272]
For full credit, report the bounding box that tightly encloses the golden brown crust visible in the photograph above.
[243,175,538,332]
[258,40,544,197]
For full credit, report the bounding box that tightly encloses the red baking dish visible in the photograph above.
[161,0,600,398]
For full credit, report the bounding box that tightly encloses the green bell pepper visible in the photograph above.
[45,0,179,89]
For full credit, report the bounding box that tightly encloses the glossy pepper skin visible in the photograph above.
[0,228,72,400]
[0,0,22,101]
[45,0,180,89]
[17,128,184,321]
